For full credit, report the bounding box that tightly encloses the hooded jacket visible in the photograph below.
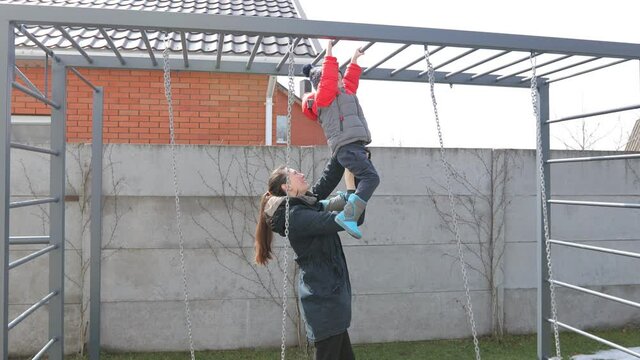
[265,158,364,341]
[302,56,372,156]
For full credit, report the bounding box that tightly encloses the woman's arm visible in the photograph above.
[312,156,345,200]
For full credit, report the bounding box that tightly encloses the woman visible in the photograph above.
[254,157,362,360]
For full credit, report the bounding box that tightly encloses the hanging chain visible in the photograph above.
[280,37,296,360]
[423,45,482,360]
[529,52,562,360]
[162,34,197,360]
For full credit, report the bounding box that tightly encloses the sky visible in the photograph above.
[287,0,640,150]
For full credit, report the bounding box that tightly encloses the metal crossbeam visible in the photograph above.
[246,35,263,70]
[362,43,410,75]
[9,197,58,209]
[547,152,640,164]
[523,57,601,82]
[54,25,93,64]
[215,32,225,69]
[98,27,125,65]
[14,66,44,97]
[445,50,509,79]
[548,199,640,209]
[6,4,640,59]
[496,54,572,82]
[391,46,444,76]
[340,41,375,70]
[32,339,57,360]
[548,59,630,84]
[275,37,301,71]
[9,236,50,245]
[180,31,189,68]
[427,48,478,73]
[546,103,640,124]
[9,244,57,270]
[8,291,57,330]
[551,280,640,309]
[11,82,60,108]
[140,30,157,66]
[310,39,339,66]
[14,24,60,62]
[471,53,538,80]
[69,67,99,92]
[10,142,59,155]
[549,239,640,259]
[551,320,640,358]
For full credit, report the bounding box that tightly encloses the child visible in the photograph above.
[301,40,380,239]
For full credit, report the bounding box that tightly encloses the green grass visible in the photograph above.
[20,326,640,360]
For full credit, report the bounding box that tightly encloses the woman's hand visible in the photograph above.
[351,47,364,65]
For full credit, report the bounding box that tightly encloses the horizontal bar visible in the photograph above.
[470,53,538,80]
[547,152,640,164]
[10,142,59,155]
[11,82,60,109]
[181,31,189,68]
[548,199,640,209]
[9,236,51,245]
[69,67,100,92]
[9,197,58,209]
[310,39,340,66]
[548,59,630,84]
[275,37,302,71]
[445,50,509,78]
[340,41,375,70]
[522,57,601,82]
[8,291,58,330]
[391,46,444,76]
[549,239,640,259]
[54,25,93,64]
[32,338,57,360]
[246,35,264,70]
[496,54,571,81]
[9,244,57,270]
[551,279,640,309]
[8,4,640,58]
[14,24,60,62]
[362,43,410,75]
[14,66,44,97]
[551,320,640,358]
[546,103,640,124]
[98,27,125,65]
[429,48,478,72]
[140,30,158,67]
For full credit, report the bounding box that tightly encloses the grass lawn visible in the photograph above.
[20,326,640,360]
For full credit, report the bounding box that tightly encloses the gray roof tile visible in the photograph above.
[3,0,316,57]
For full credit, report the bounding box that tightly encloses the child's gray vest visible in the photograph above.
[317,89,371,155]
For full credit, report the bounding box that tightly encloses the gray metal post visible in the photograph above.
[0,19,14,360]
[49,60,66,360]
[89,87,103,360]
[537,83,552,360]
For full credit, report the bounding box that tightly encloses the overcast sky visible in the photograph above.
[290,0,640,150]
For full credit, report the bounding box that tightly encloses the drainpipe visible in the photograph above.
[265,75,276,145]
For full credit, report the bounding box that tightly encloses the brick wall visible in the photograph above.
[11,63,325,146]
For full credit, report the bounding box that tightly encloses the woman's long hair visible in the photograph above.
[254,166,288,265]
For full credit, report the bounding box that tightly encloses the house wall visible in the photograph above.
[12,63,322,146]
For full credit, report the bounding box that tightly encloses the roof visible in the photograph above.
[625,119,640,152]
[3,0,317,57]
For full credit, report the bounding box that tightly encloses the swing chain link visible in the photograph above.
[423,45,482,360]
[280,37,296,360]
[529,52,563,360]
[162,34,197,360]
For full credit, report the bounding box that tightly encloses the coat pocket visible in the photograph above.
[301,261,344,296]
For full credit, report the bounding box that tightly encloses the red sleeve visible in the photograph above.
[343,63,361,94]
[301,92,318,121]
[315,56,339,108]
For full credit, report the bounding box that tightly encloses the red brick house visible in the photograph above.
[9,0,326,147]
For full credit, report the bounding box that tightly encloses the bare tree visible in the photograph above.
[191,146,315,353]
[427,149,513,337]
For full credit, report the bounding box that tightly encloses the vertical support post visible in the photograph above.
[89,87,103,360]
[0,20,14,360]
[537,82,551,360]
[49,60,66,360]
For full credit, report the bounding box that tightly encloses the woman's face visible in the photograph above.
[281,168,309,196]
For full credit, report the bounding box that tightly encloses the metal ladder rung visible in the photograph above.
[549,239,640,259]
[547,152,640,164]
[8,291,58,330]
[10,142,59,156]
[11,82,60,109]
[8,236,50,245]
[9,244,57,270]
[548,199,640,209]
[32,338,57,360]
[9,197,58,209]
